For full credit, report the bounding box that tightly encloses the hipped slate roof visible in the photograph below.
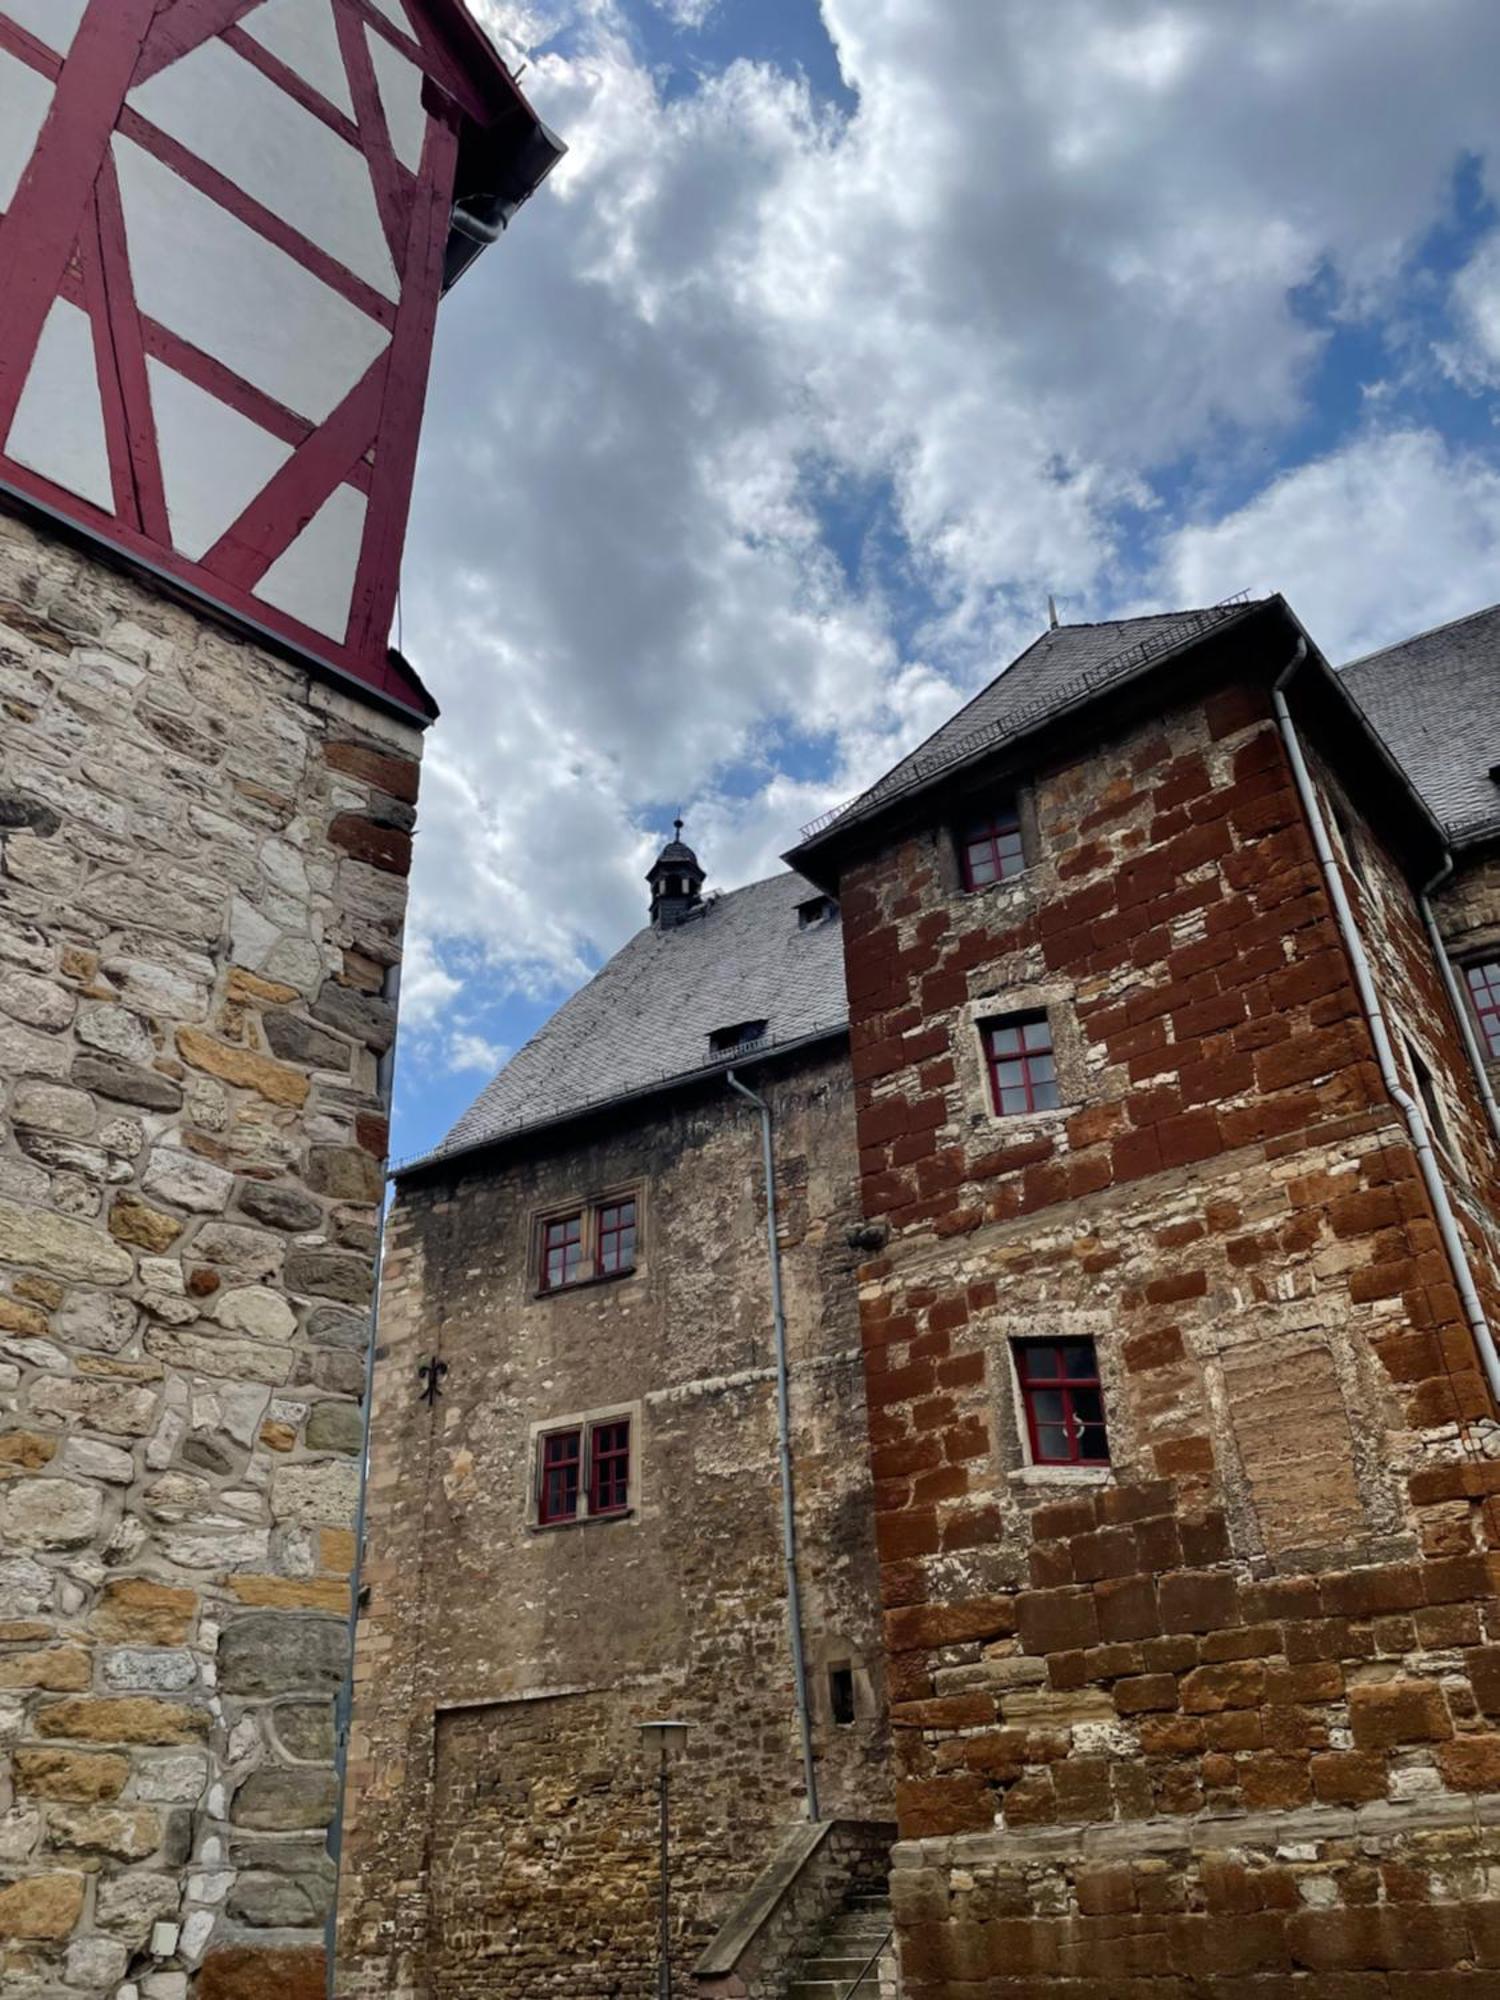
[795,599,1264,849]
[1340,602,1500,849]
[415,872,847,1168]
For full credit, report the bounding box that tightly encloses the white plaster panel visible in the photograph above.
[0,47,52,209]
[255,483,366,641]
[241,0,355,117]
[147,359,292,561]
[113,135,390,425]
[366,27,428,174]
[5,298,113,511]
[0,0,88,55]
[129,35,398,299]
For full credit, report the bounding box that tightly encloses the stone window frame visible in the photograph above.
[1459,953,1500,1065]
[531,1184,643,1297]
[959,986,1083,1135]
[941,779,1041,900]
[1397,1021,1469,1184]
[527,1400,642,1532]
[988,1315,1117,1488]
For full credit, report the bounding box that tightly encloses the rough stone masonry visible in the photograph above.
[0,511,420,2000]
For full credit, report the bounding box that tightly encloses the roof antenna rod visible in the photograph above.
[1047,594,1059,630]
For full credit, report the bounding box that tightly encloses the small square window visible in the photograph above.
[797,895,836,928]
[1015,1339,1109,1466]
[539,1428,583,1522]
[538,1195,640,1290]
[710,1019,768,1055]
[1407,1041,1453,1157]
[1465,960,1500,1062]
[982,1011,1059,1115]
[828,1664,856,1726]
[535,1416,633,1526]
[542,1213,583,1290]
[959,803,1025,891]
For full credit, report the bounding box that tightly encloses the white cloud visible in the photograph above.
[399,0,1500,1091]
[448,1030,510,1073]
[1163,428,1500,662]
[1442,228,1500,389]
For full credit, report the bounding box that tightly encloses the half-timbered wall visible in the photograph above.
[0,0,509,717]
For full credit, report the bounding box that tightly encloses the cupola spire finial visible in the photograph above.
[646,817,706,930]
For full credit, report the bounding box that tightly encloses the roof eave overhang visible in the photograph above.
[392,1022,850,1188]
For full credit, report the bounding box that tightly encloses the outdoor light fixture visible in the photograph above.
[640,1720,691,1999]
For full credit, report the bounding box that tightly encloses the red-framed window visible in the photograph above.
[1466,960,1500,1061]
[538,1195,639,1290]
[597,1200,637,1276]
[590,1420,631,1516]
[536,1417,632,1525]
[959,803,1025,890]
[983,1013,1059,1115]
[539,1428,583,1523]
[542,1213,584,1291]
[1015,1340,1109,1466]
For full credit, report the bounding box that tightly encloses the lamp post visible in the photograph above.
[639,1719,690,2000]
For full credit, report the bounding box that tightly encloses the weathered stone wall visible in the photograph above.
[337,1048,892,2000]
[0,511,421,2000]
[832,666,1500,1993]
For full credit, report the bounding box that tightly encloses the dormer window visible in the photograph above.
[959,801,1025,890]
[797,894,836,929]
[710,1020,768,1055]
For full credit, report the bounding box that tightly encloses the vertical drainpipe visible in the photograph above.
[326,959,401,1995]
[1271,643,1500,1409]
[727,1068,820,1822]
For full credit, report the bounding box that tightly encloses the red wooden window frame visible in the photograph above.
[541,1213,583,1291]
[959,803,1025,890]
[1015,1340,1109,1466]
[536,1418,631,1525]
[1465,960,1500,1061]
[597,1199,637,1277]
[538,1427,582,1523]
[983,1012,1059,1116]
[590,1419,631,1516]
[539,1196,638,1290]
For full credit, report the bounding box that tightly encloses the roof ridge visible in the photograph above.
[1341,597,1500,672]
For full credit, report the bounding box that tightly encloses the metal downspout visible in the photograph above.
[727,1068,821,1822]
[327,961,401,1993]
[1419,857,1500,1150]
[1271,641,1500,1409]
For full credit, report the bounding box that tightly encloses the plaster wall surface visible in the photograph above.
[337,1050,892,1999]
[0,508,420,2000]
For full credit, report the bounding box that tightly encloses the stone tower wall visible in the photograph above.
[0,511,421,2000]
[833,670,1500,1994]
[337,1052,892,2000]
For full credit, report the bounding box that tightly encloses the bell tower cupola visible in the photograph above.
[648,818,706,929]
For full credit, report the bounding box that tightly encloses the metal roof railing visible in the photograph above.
[797,593,1256,845]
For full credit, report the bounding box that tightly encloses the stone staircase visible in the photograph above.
[783,1887,895,2000]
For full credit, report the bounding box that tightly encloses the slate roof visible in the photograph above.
[796,599,1265,847]
[1340,602,1500,849]
[416,872,847,1167]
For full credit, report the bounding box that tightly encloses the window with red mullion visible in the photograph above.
[1466,960,1500,1061]
[539,1429,583,1522]
[960,804,1024,890]
[590,1420,631,1515]
[597,1199,637,1276]
[984,1013,1058,1115]
[542,1212,583,1290]
[1016,1340,1109,1465]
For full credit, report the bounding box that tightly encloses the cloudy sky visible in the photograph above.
[388,0,1500,1164]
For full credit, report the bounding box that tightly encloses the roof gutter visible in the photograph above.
[1272,640,1500,1411]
